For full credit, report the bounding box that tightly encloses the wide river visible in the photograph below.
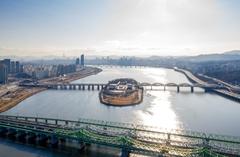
[1,67,240,156]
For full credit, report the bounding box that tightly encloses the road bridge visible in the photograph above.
[174,68,240,102]
[19,82,226,93]
[0,115,239,156]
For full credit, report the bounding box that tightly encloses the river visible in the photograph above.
[1,66,240,156]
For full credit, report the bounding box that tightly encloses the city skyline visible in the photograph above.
[0,0,240,56]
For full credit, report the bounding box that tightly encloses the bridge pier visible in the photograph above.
[166,133,171,145]
[78,141,86,151]
[37,134,48,146]
[65,120,69,125]
[27,132,37,144]
[164,86,166,91]
[69,85,72,90]
[73,85,76,90]
[92,85,94,90]
[191,86,194,93]
[16,131,27,142]
[82,85,85,90]
[88,85,90,90]
[0,127,8,136]
[51,135,59,148]
[97,85,100,90]
[7,128,17,139]
[121,149,130,157]
[177,86,180,93]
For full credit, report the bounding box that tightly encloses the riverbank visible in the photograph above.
[175,68,240,102]
[0,67,102,113]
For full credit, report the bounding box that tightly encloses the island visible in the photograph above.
[99,78,143,106]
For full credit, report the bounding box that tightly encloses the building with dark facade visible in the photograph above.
[0,63,8,84]
[80,54,84,66]
[10,61,16,73]
[16,61,20,73]
[2,59,10,73]
[76,58,80,65]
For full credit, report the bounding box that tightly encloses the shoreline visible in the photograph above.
[0,67,102,113]
[175,68,240,102]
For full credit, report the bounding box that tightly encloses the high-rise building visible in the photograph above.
[16,61,20,73]
[0,63,8,84]
[3,59,10,73]
[80,54,84,66]
[20,65,24,73]
[76,58,80,65]
[10,61,16,73]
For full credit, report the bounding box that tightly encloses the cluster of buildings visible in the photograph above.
[0,55,85,84]
[75,54,84,66]
[0,59,23,84]
[24,55,85,80]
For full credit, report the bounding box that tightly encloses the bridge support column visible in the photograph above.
[0,127,8,137]
[55,120,58,125]
[83,85,85,90]
[37,134,48,146]
[88,85,90,90]
[45,119,48,123]
[92,85,94,90]
[177,86,180,93]
[191,86,194,93]
[78,141,86,151]
[73,85,76,90]
[121,149,130,157]
[16,131,27,142]
[101,85,104,89]
[97,85,100,90]
[27,133,37,144]
[164,86,166,91]
[166,133,171,145]
[69,85,72,90]
[51,135,59,148]
[78,85,81,90]
[7,128,17,139]
[65,120,69,125]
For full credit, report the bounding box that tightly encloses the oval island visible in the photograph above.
[99,78,143,106]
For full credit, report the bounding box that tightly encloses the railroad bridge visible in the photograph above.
[20,82,227,93]
[0,115,239,156]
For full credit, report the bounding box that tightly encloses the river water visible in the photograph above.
[1,67,240,156]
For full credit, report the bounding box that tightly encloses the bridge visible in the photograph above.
[175,68,240,102]
[0,115,239,156]
[19,82,226,93]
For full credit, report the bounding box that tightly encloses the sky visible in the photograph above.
[0,0,240,57]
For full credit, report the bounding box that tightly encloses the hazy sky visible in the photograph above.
[0,0,240,56]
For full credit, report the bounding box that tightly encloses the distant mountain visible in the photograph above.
[223,50,240,55]
[184,50,240,62]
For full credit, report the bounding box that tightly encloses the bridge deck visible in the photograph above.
[0,115,239,156]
